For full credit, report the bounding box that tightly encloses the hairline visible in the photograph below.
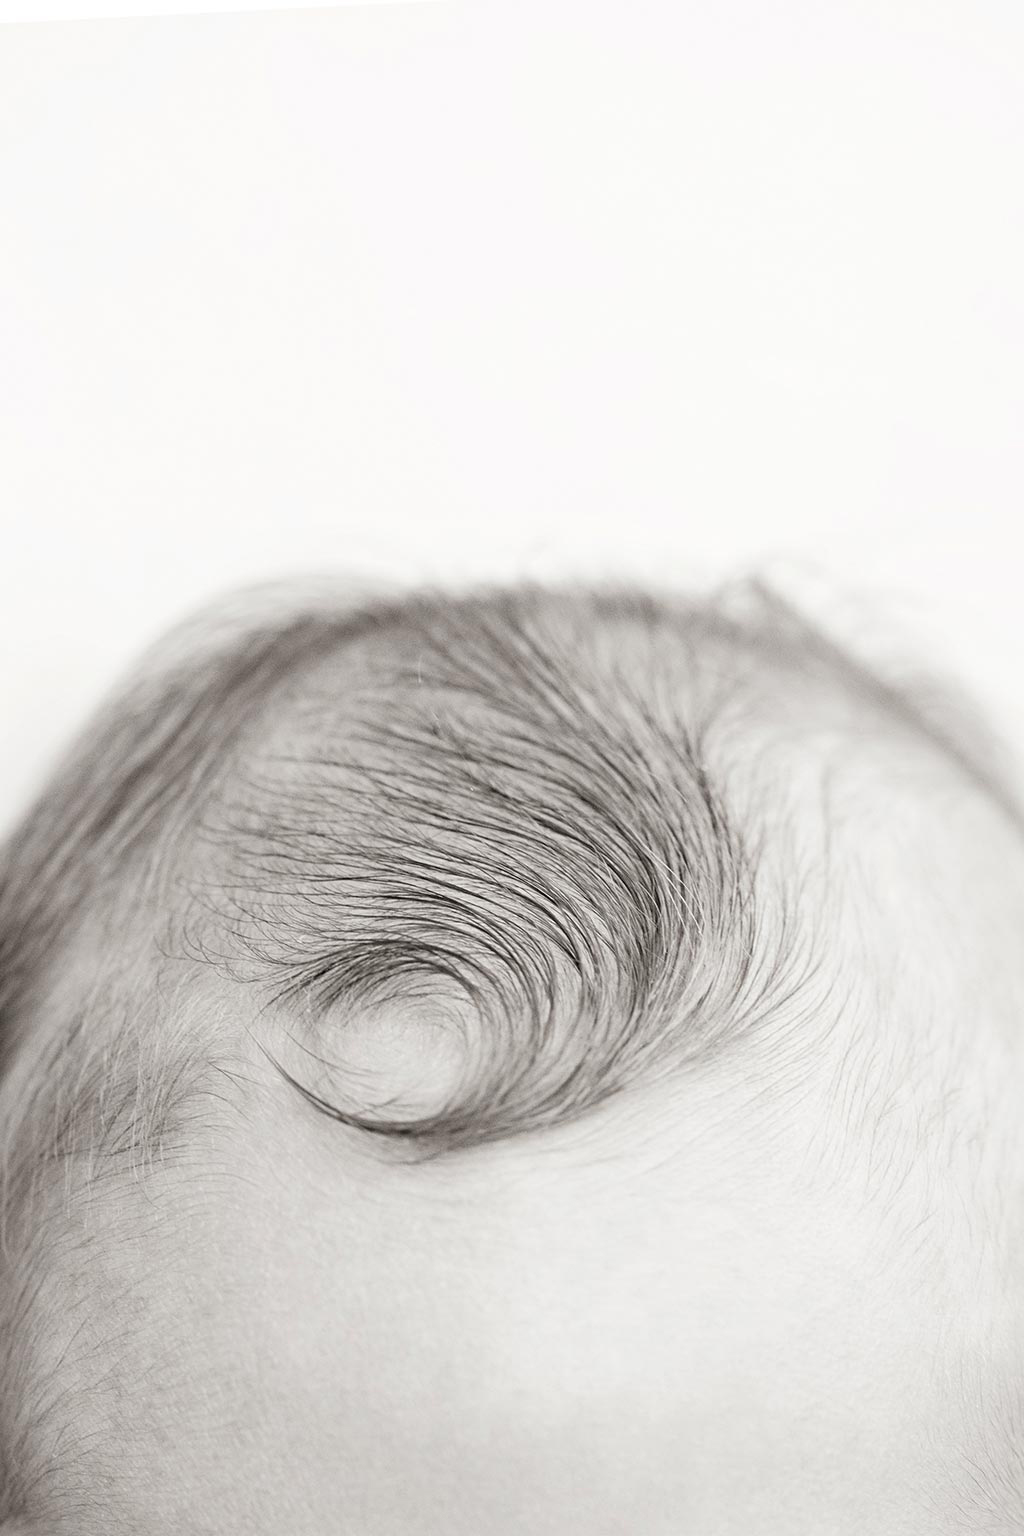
[1,575,1022,1528]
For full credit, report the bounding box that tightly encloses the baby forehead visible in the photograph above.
[14,1032,943,1535]
[92,1065,934,1533]
[4,583,1023,1533]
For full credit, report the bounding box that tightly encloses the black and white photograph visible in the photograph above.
[1,2,1022,1531]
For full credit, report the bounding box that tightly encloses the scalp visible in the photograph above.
[2,576,1023,1530]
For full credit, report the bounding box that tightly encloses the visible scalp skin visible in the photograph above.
[185,593,814,1153]
[1,578,1023,1532]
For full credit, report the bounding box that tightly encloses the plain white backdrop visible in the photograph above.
[1,0,1022,828]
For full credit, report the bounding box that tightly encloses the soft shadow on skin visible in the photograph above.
[0,578,1022,1536]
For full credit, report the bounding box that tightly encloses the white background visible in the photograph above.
[2,1,1022,828]
[1,0,432,24]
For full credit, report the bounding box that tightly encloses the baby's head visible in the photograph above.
[0,580,1022,1534]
